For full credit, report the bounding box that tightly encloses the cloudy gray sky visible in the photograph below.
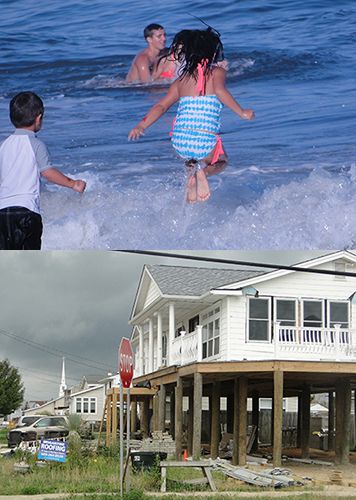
[0,250,325,402]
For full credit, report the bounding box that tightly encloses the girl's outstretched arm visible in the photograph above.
[128,82,180,140]
[213,67,255,120]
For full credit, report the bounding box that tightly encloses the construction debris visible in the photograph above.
[213,459,303,488]
[285,456,333,466]
[134,431,176,456]
[329,469,343,485]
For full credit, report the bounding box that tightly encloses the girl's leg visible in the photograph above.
[203,146,228,177]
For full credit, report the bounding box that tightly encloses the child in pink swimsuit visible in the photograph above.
[129,28,255,203]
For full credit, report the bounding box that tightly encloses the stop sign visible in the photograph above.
[118,337,134,388]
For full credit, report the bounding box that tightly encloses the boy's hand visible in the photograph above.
[242,109,255,120]
[128,125,145,141]
[72,180,86,193]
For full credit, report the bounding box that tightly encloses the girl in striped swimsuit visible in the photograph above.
[128,28,254,203]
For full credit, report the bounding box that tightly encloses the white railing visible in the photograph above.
[171,326,203,366]
[274,322,354,359]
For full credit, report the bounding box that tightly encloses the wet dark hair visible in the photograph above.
[144,23,164,39]
[10,92,44,128]
[168,28,224,80]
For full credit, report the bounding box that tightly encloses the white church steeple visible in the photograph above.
[59,357,67,397]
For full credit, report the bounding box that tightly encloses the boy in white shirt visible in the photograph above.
[0,92,86,249]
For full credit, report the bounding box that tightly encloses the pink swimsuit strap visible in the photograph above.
[196,59,208,96]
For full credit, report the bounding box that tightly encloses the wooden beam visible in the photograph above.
[192,372,203,460]
[328,391,335,451]
[141,398,149,438]
[273,370,283,467]
[335,378,351,465]
[251,391,259,453]
[187,387,193,457]
[112,391,118,444]
[106,394,112,447]
[158,384,166,432]
[210,382,220,460]
[131,399,137,434]
[170,389,175,437]
[301,385,311,459]
[233,376,247,466]
[175,376,183,460]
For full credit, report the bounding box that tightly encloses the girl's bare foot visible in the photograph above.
[196,169,210,202]
[186,173,197,204]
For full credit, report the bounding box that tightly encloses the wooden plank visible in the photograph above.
[203,466,217,491]
[160,460,213,467]
[161,466,167,493]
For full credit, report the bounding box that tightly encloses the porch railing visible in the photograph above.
[171,326,202,366]
[274,322,354,359]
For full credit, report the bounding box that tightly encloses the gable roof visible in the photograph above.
[146,265,267,297]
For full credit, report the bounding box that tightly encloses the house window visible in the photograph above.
[188,315,199,333]
[202,318,220,359]
[201,306,220,359]
[303,300,323,327]
[328,301,349,328]
[276,299,296,326]
[248,297,271,341]
[75,397,97,414]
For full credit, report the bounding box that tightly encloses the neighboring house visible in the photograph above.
[128,251,356,466]
[24,383,106,424]
[69,384,105,422]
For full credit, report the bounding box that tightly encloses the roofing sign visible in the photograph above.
[38,439,67,462]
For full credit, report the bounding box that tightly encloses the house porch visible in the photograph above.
[132,359,356,466]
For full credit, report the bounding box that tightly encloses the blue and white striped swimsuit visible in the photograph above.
[171,95,223,160]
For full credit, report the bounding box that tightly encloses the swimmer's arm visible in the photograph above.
[213,67,255,120]
[135,53,153,83]
[42,168,86,192]
[128,82,180,140]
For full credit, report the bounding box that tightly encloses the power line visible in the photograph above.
[117,250,356,278]
[0,327,108,373]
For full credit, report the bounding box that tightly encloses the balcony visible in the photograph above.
[274,323,355,360]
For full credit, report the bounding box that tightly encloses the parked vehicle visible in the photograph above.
[7,416,69,447]
[14,415,47,428]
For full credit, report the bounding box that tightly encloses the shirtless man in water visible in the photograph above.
[126,24,176,83]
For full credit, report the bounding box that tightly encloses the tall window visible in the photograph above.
[202,306,220,359]
[303,300,323,327]
[75,397,97,414]
[328,301,349,328]
[248,297,270,341]
[276,299,296,326]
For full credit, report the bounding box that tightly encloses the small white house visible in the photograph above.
[130,250,356,373]
[128,251,356,466]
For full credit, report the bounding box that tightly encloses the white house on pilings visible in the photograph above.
[129,251,356,466]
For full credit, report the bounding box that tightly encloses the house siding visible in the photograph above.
[143,279,161,310]
[227,260,356,361]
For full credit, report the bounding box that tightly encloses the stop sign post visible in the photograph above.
[118,338,134,497]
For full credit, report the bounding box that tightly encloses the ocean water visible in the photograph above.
[1,0,355,249]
